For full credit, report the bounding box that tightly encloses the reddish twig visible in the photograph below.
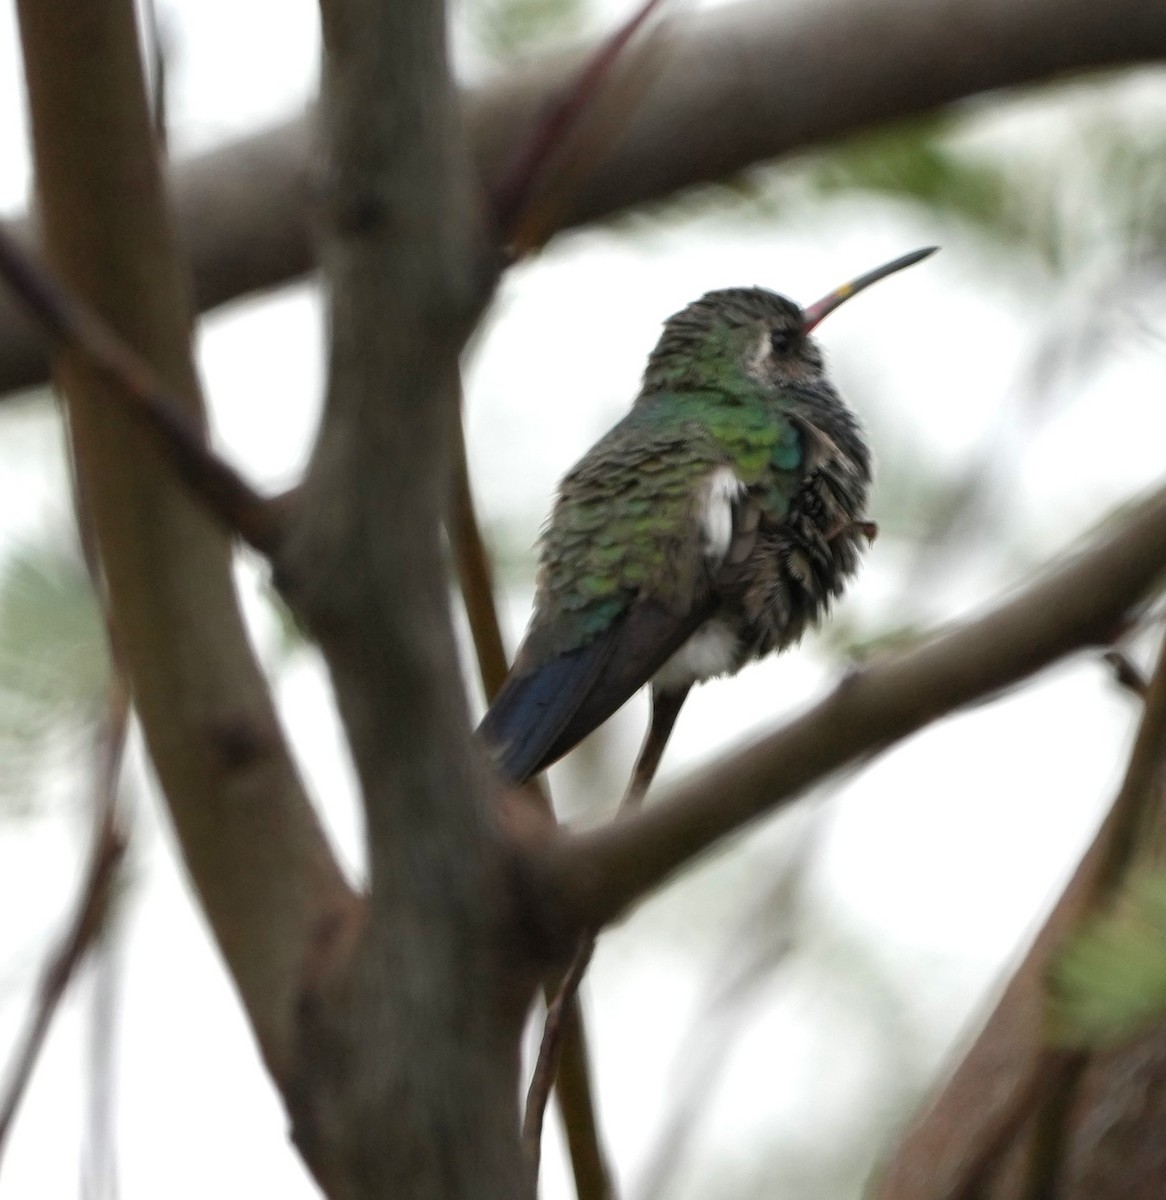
[491,0,670,252]
[448,409,510,701]
[0,224,279,554]
[0,680,130,1163]
[449,400,615,1196]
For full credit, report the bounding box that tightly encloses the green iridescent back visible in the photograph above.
[525,387,805,661]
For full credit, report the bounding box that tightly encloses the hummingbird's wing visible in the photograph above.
[478,596,710,784]
[479,417,729,783]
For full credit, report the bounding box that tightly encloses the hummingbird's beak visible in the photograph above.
[801,246,938,334]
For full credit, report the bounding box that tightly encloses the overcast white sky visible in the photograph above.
[0,4,1164,1199]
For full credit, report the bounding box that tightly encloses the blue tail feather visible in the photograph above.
[477,637,614,783]
[478,598,710,783]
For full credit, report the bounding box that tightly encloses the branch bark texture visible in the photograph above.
[13,0,352,1081]
[276,2,526,1196]
[3,0,1166,394]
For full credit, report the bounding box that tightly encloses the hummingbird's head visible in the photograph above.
[642,286,827,396]
[641,248,937,398]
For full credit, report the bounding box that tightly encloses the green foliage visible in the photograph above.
[800,97,1166,303]
[808,118,1052,256]
[611,114,1049,256]
[623,78,1166,300]
[1047,869,1166,1049]
[0,541,109,812]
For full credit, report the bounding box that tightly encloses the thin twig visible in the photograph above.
[448,409,510,701]
[522,939,597,1173]
[491,0,670,253]
[0,224,279,554]
[82,872,124,1200]
[449,402,616,1197]
[521,735,667,1184]
[71,432,128,1200]
[0,679,129,1163]
[552,1001,614,1200]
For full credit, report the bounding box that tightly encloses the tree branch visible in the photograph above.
[3,0,1166,395]
[523,938,596,1171]
[874,626,1166,1199]
[542,482,1166,933]
[14,0,354,1082]
[277,0,527,1195]
[0,682,128,1163]
[295,0,495,906]
[0,224,280,553]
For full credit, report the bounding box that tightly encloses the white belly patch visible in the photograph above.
[653,619,739,692]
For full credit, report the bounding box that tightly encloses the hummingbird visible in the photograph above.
[480,247,935,802]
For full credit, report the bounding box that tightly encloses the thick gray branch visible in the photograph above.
[279,2,523,1197]
[3,0,1166,393]
[543,482,1166,931]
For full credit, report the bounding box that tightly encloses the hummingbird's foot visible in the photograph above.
[621,684,690,811]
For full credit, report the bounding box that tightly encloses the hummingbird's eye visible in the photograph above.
[770,329,793,356]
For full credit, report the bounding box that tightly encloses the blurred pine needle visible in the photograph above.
[0,541,109,813]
